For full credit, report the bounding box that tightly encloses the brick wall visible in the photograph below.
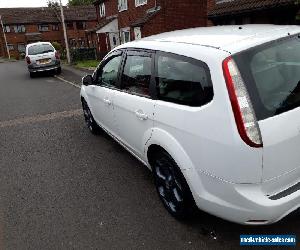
[66,20,97,46]
[118,0,157,32]
[90,0,212,55]
[95,0,118,21]
[206,0,215,26]
[142,9,166,38]
[164,0,207,31]
[117,0,209,40]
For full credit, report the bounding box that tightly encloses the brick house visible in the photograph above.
[88,0,209,57]
[208,0,300,25]
[0,6,97,59]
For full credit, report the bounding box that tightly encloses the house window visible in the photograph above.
[67,22,74,29]
[14,25,26,33]
[52,24,59,31]
[99,2,105,17]
[38,24,49,32]
[78,38,85,47]
[118,0,128,12]
[3,25,10,33]
[18,44,26,53]
[69,39,76,47]
[7,44,14,51]
[76,21,86,30]
[135,0,147,7]
[121,29,130,44]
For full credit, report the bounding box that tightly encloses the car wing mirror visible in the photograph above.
[82,75,94,86]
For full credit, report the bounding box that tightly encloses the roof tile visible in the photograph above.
[209,0,297,17]
[0,6,96,24]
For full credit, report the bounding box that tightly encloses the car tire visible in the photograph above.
[81,99,101,134]
[29,72,35,78]
[151,150,197,219]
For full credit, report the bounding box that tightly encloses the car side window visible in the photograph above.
[121,52,152,97]
[156,53,213,107]
[96,54,122,88]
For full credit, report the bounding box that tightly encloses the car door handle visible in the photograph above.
[103,98,112,106]
[135,110,148,120]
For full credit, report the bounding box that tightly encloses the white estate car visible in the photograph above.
[80,25,300,225]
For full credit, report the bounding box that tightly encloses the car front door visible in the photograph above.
[113,49,156,160]
[87,50,123,135]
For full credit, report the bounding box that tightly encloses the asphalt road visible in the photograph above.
[0,61,299,250]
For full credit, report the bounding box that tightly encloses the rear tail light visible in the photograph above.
[26,56,31,64]
[55,51,60,60]
[223,57,263,148]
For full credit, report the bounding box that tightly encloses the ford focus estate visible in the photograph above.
[80,25,300,225]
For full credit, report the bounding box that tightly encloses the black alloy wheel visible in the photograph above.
[82,100,101,134]
[152,150,196,219]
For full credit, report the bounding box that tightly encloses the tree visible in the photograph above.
[68,0,94,6]
[47,0,60,8]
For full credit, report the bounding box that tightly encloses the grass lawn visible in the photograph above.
[75,60,99,69]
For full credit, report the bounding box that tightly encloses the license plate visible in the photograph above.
[38,59,51,65]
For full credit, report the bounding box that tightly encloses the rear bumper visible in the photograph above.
[28,60,60,73]
[184,167,300,225]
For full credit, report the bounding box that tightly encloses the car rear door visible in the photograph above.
[112,49,155,159]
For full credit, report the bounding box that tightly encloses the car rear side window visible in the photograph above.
[155,52,213,107]
[28,44,54,55]
[121,53,152,97]
[234,35,300,120]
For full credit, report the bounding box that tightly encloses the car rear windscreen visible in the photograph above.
[233,35,300,121]
[28,44,54,55]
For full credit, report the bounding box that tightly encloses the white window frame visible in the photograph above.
[118,0,128,12]
[14,25,26,33]
[3,25,10,33]
[18,43,26,53]
[135,0,147,7]
[99,2,105,17]
[38,24,49,32]
[7,44,14,51]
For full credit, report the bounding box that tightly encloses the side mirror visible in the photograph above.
[82,75,93,86]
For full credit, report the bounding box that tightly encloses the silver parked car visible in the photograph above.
[25,42,61,78]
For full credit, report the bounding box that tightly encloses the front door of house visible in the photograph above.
[109,32,120,50]
[134,27,142,40]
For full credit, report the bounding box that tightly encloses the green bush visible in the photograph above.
[20,52,25,59]
[60,49,67,60]
[70,48,96,63]
[52,42,62,52]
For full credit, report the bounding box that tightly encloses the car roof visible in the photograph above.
[26,42,52,48]
[122,25,300,54]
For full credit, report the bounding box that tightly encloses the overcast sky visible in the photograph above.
[0,0,68,8]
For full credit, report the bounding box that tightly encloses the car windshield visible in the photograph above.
[234,35,300,120]
[28,44,54,55]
